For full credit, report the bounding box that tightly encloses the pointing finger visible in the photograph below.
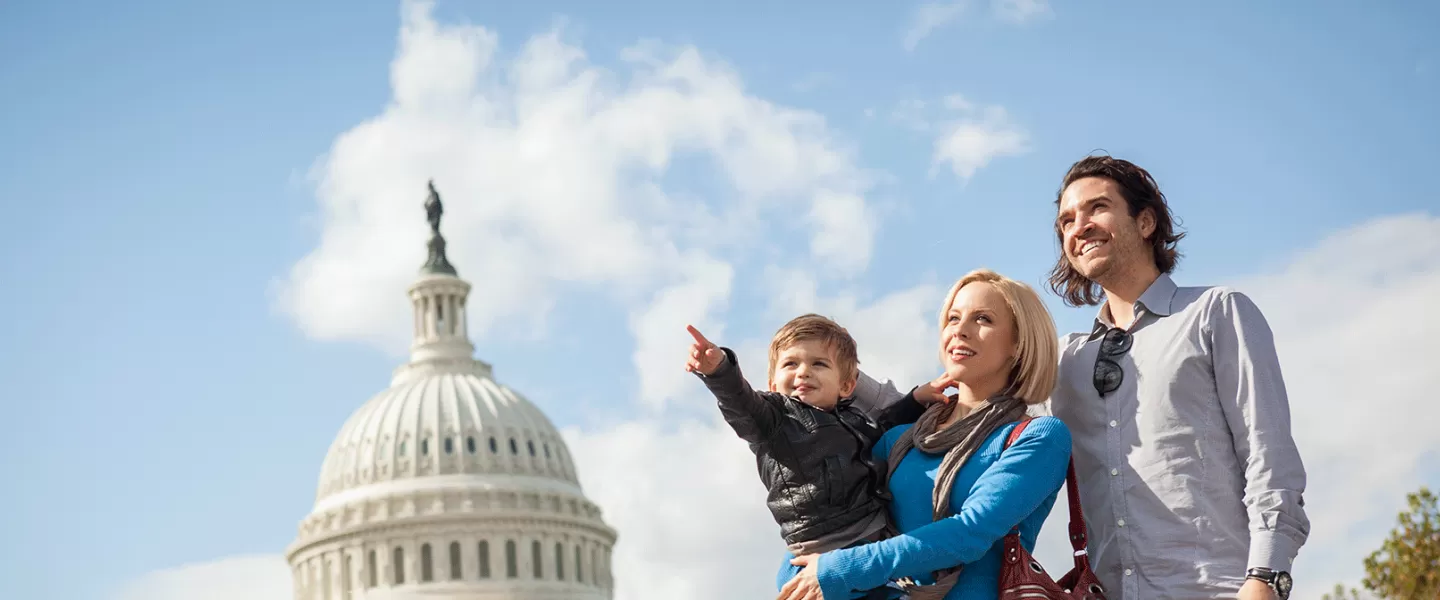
[686,324,714,348]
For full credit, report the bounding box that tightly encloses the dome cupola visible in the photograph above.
[285,182,616,600]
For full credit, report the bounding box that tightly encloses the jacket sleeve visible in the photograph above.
[870,389,926,432]
[1210,290,1311,571]
[814,417,1072,595]
[694,347,786,445]
[850,370,910,422]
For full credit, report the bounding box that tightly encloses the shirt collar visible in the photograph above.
[1087,273,1179,340]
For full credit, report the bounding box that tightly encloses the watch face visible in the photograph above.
[1275,571,1293,594]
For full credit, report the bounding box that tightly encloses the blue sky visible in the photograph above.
[1,1,1437,599]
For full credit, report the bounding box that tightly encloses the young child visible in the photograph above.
[685,314,931,596]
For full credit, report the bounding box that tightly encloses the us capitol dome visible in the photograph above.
[285,182,618,599]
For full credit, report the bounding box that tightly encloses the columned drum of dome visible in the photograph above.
[285,183,617,599]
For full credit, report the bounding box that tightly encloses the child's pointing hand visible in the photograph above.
[684,324,726,376]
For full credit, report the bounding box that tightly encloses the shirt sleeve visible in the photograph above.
[851,370,910,421]
[1210,290,1311,571]
[694,347,786,445]
[815,417,1072,596]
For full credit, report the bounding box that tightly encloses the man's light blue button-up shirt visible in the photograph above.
[1050,274,1310,598]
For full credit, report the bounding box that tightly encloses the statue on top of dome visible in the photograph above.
[421,180,457,276]
[424,179,444,235]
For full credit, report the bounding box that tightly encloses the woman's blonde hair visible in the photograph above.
[938,268,1059,405]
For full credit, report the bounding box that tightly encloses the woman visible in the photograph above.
[779,268,1072,600]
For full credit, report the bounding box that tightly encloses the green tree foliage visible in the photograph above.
[1320,583,1368,600]
[1359,486,1440,599]
[1322,486,1438,599]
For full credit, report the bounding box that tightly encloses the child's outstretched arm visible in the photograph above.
[685,324,784,445]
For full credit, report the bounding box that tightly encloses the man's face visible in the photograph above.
[1056,176,1155,284]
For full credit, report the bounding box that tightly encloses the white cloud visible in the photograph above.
[889,98,932,132]
[932,104,1029,181]
[941,93,973,111]
[903,2,966,51]
[629,251,734,410]
[903,0,1052,50]
[111,555,290,600]
[993,0,1053,24]
[808,191,876,276]
[275,0,876,352]
[885,94,1031,181]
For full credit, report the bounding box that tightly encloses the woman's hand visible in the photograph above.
[777,554,824,600]
[913,373,957,405]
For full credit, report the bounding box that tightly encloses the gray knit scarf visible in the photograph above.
[884,395,1027,599]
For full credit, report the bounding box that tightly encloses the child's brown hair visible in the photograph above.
[767,313,860,386]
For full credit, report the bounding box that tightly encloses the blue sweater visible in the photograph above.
[811,416,1072,599]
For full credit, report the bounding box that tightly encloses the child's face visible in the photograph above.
[768,339,857,410]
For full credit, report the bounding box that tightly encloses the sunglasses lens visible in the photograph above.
[1093,358,1122,395]
[1102,328,1132,355]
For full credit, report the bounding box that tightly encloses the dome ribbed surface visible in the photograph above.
[316,367,578,503]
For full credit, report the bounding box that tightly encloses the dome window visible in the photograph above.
[505,540,518,579]
[478,541,491,579]
[398,441,407,457]
[367,550,377,588]
[527,440,536,456]
[393,547,406,584]
[555,542,565,580]
[421,439,430,456]
[489,437,498,453]
[444,438,454,455]
[531,540,543,578]
[343,554,353,596]
[421,543,434,582]
[449,541,462,580]
[509,438,518,454]
[466,436,476,454]
[544,443,551,458]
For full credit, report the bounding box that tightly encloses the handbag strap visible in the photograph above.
[1064,461,1088,554]
[1003,417,1090,555]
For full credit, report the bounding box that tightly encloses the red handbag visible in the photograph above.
[997,418,1108,600]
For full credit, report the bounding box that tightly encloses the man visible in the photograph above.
[1045,154,1310,599]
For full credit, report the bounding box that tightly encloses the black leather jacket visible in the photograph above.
[697,347,924,546]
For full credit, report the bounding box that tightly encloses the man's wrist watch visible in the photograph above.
[1245,567,1292,599]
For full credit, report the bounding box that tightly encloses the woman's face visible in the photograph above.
[940,282,1018,393]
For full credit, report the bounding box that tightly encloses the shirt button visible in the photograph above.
[1109,420,1118,428]
[1125,568,1133,576]
[1117,519,1126,527]
[1110,468,1119,476]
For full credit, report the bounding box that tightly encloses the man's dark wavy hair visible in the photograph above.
[1047,154,1186,307]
